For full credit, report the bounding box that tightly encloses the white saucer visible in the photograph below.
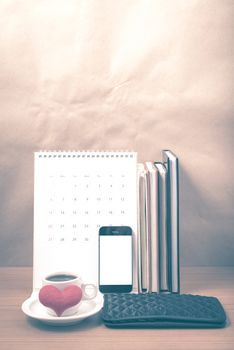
[21,291,103,326]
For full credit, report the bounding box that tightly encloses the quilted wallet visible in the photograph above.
[102,293,226,328]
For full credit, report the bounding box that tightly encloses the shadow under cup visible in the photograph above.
[42,272,98,317]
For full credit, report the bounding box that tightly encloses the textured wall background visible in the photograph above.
[0,0,233,266]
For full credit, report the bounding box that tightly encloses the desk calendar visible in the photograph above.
[33,151,137,289]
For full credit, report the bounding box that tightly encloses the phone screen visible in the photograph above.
[99,226,132,293]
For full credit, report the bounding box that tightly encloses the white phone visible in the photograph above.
[99,226,133,293]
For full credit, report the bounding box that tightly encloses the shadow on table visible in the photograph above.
[26,312,103,332]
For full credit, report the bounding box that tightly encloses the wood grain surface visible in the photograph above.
[0,267,233,350]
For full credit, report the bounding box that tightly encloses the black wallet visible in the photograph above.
[102,293,226,328]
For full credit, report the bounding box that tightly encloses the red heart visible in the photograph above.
[39,285,82,317]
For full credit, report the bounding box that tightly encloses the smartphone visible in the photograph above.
[99,226,133,293]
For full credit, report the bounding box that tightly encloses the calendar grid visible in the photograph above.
[33,151,137,289]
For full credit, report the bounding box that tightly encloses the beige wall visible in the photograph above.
[0,0,233,266]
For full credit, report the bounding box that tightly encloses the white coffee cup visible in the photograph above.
[41,272,97,316]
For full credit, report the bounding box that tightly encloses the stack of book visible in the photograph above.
[136,150,180,294]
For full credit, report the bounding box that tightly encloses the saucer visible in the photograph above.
[21,291,103,326]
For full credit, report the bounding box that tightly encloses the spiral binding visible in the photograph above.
[36,151,136,158]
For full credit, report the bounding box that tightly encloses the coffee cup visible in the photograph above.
[39,272,97,317]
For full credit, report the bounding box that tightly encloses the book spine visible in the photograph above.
[145,171,152,292]
[156,165,169,292]
[162,151,180,293]
[140,174,148,292]
[151,169,160,293]
[145,162,160,293]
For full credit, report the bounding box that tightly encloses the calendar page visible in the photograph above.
[33,151,137,289]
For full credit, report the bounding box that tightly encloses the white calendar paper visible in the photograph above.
[33,151,137,289]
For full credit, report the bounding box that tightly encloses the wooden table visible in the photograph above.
[0,267,233,350]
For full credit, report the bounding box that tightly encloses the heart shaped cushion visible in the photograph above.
[39,285,83,317]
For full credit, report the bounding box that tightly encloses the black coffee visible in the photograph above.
[46,274,77,282]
